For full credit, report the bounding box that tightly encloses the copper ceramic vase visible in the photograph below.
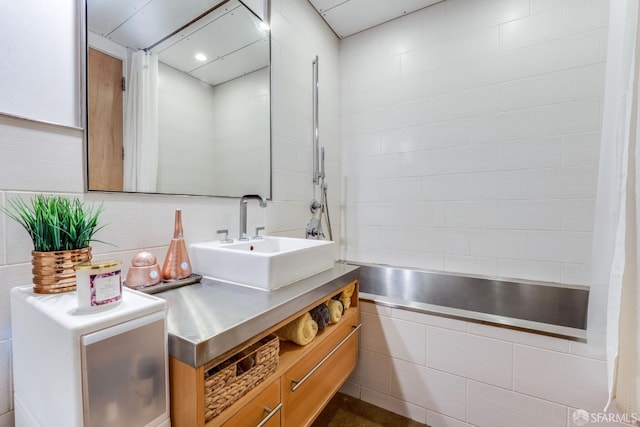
[161,209,192,281]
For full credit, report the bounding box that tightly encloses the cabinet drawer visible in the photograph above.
[222,378,281,427]
[282,316,360,426]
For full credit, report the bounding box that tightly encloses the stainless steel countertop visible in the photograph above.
[154,263,359,367]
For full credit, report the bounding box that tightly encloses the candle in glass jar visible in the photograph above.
[75,260,123,310]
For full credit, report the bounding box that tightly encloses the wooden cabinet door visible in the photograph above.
[281,317,359,426]
[223,379,281,427]
[88,47,124,191]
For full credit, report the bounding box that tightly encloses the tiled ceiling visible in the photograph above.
[308,0,444,38]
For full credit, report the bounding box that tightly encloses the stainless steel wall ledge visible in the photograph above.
[349,262,588,341]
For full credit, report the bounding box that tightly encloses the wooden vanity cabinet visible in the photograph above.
[222,379,281,427]
[169,279,359,427]
[280,311,359,426]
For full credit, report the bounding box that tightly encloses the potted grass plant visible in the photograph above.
[3,194,106,293]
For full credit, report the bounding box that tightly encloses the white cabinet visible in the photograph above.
[11,286,170,427]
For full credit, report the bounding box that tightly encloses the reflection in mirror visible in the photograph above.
[86,0,271,198]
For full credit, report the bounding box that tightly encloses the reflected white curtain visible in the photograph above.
[123,50,159,192]
[591,0,640,414]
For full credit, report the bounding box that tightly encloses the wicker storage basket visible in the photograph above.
[204,334,279,422]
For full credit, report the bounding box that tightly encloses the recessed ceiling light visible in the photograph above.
[195,53,207,62]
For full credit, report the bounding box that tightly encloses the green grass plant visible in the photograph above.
[3,195,106,252]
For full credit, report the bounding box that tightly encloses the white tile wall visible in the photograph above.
[342,0,606,288]
[345,301,632,427]
[427,327,513,389]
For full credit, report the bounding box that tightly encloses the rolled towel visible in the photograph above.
[309,303,330,330]
[340,282,356,310]
[275,312,318,346]
[326,299,343,324]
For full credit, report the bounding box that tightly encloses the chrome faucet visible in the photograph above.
[239,195,267,240]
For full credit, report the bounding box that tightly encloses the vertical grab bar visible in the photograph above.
[312,55,322,184]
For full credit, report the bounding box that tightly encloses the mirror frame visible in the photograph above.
[82,0,272,199]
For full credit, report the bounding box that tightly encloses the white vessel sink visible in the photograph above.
[189,236,335,290]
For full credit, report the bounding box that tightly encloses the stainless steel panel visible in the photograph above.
[351,262,588,340]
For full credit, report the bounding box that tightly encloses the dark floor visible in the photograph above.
[312,392,429,427]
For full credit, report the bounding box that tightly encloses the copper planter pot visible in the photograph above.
[31,247,92,294]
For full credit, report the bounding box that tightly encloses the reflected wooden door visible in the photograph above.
[88,48,124,191]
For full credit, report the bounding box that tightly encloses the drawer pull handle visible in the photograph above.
[290,323,362,392]
[257,402,283,427]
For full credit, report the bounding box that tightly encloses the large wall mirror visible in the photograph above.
[86,0,271,198]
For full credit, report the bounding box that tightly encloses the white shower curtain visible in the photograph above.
[591,0,640,415]
[123,50,159,192]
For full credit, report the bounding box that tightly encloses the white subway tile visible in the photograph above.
[500,9,565,52]
[344,179,381,203]
[497,259,562,283]
[401,148,448,177]
[379,178,422,202]
[359,301,392,317]
[445,201,499,229]
[422,174,470,201]
[563,0,610,35]
[527,31,602,77]
[350,154,401,179]
[392,308,468,333]
[469,229,528,259]
[498,137,563,170]
[445,255,498,277]
[350,349,392,395]
[353,203,400,227]
[562,199,596,232]
[401,202,446,227]
[530,167,598,200]
[380,126,424,154]
[427,327,513,388]
[530,99,601,137]
[467,323,570,353]
[0,119,84,193]
[561,263,591,286]
[563,63,606,102]
[528,231,593,264]
[392,251,446,272]
[391,360,467,420]
[344,133,381,158]
[423,227,469,255]
[421,120,471,149]
[468,170,530,200]
[446,0,530,32]
[498,200,563,231]
[360,312,426,365]
[564,132,601,167]
[0,264,31,340]
[468,110,531,145]
[361,387,427,425]
[513,345,608,412]
[378,75,423,109]
[468,380,567,427]
[445,144,499,173]
[427,410,472,427]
